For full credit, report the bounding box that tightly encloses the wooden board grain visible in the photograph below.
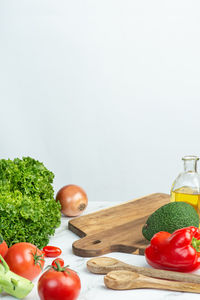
[68,193,170,257]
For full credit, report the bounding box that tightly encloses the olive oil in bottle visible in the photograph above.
[171,186,200,213]
[170,156,200,215]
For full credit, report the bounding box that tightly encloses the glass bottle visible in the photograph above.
[170,155,200,214]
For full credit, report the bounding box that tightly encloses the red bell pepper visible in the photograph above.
[145,226,200,272]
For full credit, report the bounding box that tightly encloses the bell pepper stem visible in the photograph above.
[192,237,200,252]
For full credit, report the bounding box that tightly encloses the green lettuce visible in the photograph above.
[0,157,61,248]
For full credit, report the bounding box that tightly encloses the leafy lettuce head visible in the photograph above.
[0,157,61,248]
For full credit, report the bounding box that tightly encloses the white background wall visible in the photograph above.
[0,0,200,202]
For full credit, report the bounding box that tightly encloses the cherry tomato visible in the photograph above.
[38,264,81,300]
[4,242,45,280]
[0,235,8,257]
[43,246,62,257]
[52,258,64,268]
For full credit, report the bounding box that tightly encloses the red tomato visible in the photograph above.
[38,266,81,300]
[43,246,62,257]
[4,242,45,280]
[0,235,8,257]
[52,258,64,268]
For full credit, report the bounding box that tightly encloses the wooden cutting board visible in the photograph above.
[68,193,170,257]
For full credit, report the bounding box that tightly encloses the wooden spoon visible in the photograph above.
[87,256,200,284]
[104,270,200,293]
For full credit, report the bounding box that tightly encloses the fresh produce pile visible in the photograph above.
[0,239,81,299]
[5,155,200,294]
[0,156,86,299]
[142,201,200,273]
[0,157,61,248]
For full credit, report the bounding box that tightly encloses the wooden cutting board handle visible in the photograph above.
[72,229,149,257]
[104,270,200,293]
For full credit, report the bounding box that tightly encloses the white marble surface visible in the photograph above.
[2,201,200,300]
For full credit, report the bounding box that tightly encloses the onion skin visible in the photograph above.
[56,184,88,217]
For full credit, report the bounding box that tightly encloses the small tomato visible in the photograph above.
[43,246,62,257]
[52,258,64,268]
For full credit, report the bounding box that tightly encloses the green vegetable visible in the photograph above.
[0,255,34,298]
[0,157,61,248]
[142,201,199,241]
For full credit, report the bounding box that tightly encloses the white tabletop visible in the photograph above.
[2,201,200,300]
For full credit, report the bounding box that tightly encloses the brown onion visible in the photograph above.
[56,184,88,217]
